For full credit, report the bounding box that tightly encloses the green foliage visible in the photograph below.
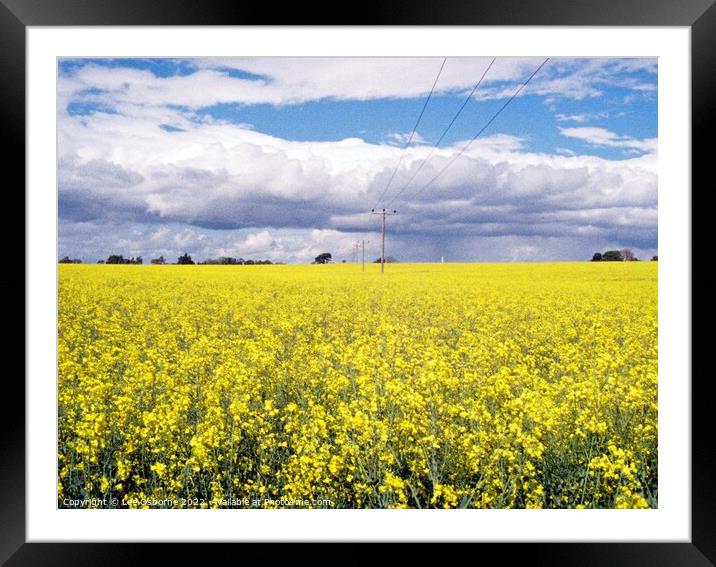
[177,253,195,265]
[106,255,142,264]
[601,250,624,262]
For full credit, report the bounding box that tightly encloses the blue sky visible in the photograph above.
[58,57,657,263]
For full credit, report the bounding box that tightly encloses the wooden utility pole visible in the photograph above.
[371,208,397,273]
[361,240,370,272]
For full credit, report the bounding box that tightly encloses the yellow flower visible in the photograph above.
[58,262,657,509]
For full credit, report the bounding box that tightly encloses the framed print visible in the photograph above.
[7,0,714,564]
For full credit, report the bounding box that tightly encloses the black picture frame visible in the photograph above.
[6,1,713,564]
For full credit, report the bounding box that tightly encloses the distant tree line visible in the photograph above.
[86,253,277,265]
[58,256,82,264]
[199,256,274,265]
[311,252,401,265]
[105,255,143,264]
[591,249,641,262]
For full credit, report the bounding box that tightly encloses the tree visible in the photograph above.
[602,250,623,262]
[373,256,398,263]
[313,252,332,264]
[651,255,658,261]
[621,248,636,261]
[202,256,237,265]
[106,254,126,264]
[591,252,603,262]
[177,252,194,265]
[151,256,165,265]
[59,256,81,264]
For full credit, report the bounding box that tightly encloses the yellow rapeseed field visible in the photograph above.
[58,262,657,509]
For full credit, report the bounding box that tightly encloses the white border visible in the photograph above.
[27,26,690,542]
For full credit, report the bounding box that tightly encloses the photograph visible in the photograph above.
[56,55,658,510]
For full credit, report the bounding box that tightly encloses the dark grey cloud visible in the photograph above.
[57,104,657,261]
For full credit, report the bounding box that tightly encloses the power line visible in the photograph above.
[373,58,447,209]
[385,57,496,208]
[401,57,550,205]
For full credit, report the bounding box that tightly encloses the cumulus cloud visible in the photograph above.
[57,57,658,262]
[58,107,657,258]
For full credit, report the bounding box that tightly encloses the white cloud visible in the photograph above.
[559,127,657,154]
[60,220,657,264]
[387,131,426,145]
[57,57,658,262]
[59,105,657,258]
[59,57,657,112]
[555,112,609,123]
